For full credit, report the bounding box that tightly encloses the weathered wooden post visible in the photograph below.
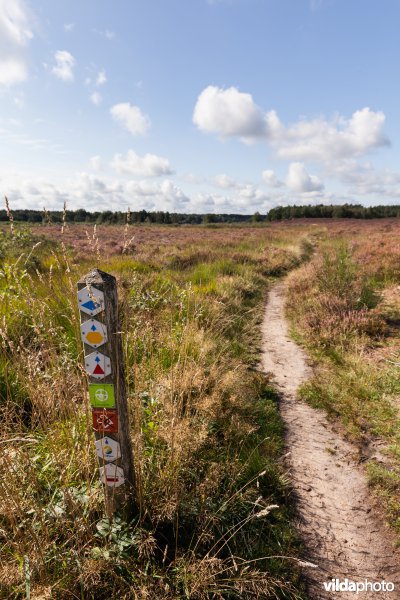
[77,268,135,520]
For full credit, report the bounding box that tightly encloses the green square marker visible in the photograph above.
[89,384,115,408]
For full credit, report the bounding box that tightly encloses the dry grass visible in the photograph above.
[286,219,400,539]
[4,216,399,596]
[0,220,311,599]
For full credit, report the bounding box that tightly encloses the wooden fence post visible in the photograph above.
[77,268,136,520]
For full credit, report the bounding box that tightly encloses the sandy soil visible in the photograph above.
[261,282,400,599]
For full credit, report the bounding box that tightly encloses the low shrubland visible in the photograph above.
[0,221,310,599]
[286,223,400,539]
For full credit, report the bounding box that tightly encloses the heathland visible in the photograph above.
[0,218,399,599]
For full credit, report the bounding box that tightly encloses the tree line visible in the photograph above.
[1,204,400,225]
[0,208,251,225]
[265,204,400,220]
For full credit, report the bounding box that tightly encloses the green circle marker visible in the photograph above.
[89,384,115,408]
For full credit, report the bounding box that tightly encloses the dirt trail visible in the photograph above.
[261,282,400,599]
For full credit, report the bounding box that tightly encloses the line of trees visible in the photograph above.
[265,204,400,220]
[0,209,253,224]
[1,204,400,225]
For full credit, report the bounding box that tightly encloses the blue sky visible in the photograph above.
[1,0,400,213]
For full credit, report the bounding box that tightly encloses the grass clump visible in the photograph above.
[287,243,384,351]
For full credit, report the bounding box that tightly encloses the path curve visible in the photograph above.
[261,282,400,599]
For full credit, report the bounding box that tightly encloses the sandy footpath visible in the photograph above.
[261,282,400,599]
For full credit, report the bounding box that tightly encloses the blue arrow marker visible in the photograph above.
[91,324,97,331]
[95,356,101,363]
[82,300,98,311]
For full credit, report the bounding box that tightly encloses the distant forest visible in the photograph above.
[1,203,400,224]
[266,204,400,220]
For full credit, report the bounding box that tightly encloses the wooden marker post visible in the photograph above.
[77,268,135,520]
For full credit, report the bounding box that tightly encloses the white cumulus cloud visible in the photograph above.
[52,50,75,82]
[286,162,324,193]
[2,171,191,213]
[124,179,190,210]
[212,174,267,198]
[276,108,389,162]
[262,169,283,187]
[213,173,238,189]
[110,102,151,136]
[193,86,389,163]
[193,85,280,142]
[327,160,400,197]
[193,188,272,214]
[110,150,174,177]
[0,0,33,87]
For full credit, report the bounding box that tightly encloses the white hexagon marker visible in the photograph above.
[95,437,121,462]
[85,351,112,380]
[81,319,108,348]
[78,286,104,316]
[99,464,125,487]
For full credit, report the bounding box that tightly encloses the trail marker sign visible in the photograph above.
[92,408,118,432]
[78,286,104,316]
[78,268,136,519]
[81,318,108,348]
[85,351,112,380]
[95,437,121,462]
[89,383,115,408]
[100,464,125,488]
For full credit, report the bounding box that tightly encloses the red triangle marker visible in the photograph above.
[93,364,105,375]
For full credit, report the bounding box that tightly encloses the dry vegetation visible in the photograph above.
[286,219,400,539]
[2,216,399,598]
[0,219,313,599]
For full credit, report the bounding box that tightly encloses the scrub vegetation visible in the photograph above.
[1,215,399,598]
[286,219,400,540]
[0,218,311,599]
